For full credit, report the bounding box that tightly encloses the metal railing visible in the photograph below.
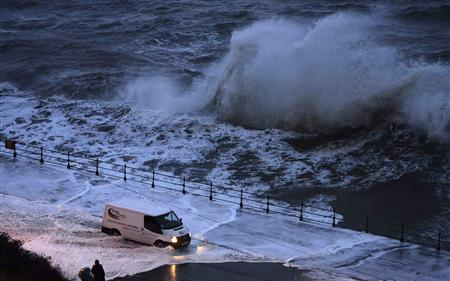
[0,139,446,251]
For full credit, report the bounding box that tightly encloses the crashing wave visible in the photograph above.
[206,14,449,140]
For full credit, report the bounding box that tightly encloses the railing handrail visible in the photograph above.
[0,139,446,251]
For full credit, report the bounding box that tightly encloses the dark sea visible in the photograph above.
[1,1,449,243]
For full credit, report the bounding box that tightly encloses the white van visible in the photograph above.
[101,199,191,248]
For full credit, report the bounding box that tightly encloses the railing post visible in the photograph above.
[123,164,127,181]
[6,140,17,158]
[365,216,369,233]
[96,158,99,176]
[240,188,243,208]
[400,222,404,242]
[265,195,269,214]
[209,182,213,201]
[182,177,186,194]
[40,146,44,164]
[67,152,71,169]
[152,170,155,188]
[299,201,304,221]
[332,209,336,227]
[437,230,441,251]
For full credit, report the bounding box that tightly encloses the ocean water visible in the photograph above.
[1,1,449,239]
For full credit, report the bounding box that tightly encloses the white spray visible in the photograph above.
[209,14,449,139]
[124,13,450,140]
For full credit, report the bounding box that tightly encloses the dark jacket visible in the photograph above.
[91,263,105,281]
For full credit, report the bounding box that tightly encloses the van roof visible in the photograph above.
[107,198,172,216]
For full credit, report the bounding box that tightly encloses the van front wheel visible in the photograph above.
[111,229,121,236]
[154,240,167,248]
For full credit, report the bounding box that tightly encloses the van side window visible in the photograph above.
[144,216,162,234]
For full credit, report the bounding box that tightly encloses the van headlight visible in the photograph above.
[171,236,178,243]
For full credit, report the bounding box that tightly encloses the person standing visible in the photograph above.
[91,260,105,281]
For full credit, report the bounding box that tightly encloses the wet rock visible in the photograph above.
[97,124,115,132]
[89,179,110,186]
[40,110,52,118]
[121,155,136,162]
[132,125,145,133]
[34,100,48,109]
[97,151,108,157]
[229,151,262,181]
[68,117,87,125]
[158,161,186,177]
[216,136,231,142]
[54,144,74,152]
[112,106,131,118]
[31,115,50,124]
[0,85,16,94]
[143,159,159,169]
[82,132,97,138]
[15,117,26,124]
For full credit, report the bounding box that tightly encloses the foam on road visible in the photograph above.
[1,155,449,281]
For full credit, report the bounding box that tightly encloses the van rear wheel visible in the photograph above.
[111,229,121,236]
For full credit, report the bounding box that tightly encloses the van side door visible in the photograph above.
[142,215,163,245]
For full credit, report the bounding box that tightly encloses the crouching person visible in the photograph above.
[78,267,93,281]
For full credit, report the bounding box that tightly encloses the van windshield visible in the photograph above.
[154,211,182,229]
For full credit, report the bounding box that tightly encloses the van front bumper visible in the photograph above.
[171,234,191,248]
